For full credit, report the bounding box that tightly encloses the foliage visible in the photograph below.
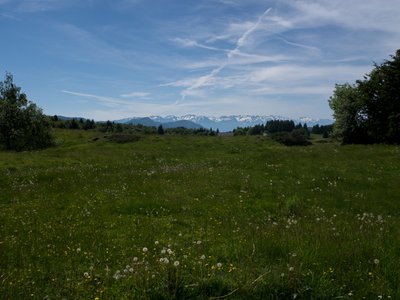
[157,124,164,135]
[1,132,399,299]
[311,124,333,138]
[270,129,311,146]
[0,72,53,151]
[329,50,400,144]
[265,120,295,133]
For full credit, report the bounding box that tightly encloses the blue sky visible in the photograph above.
[1,0,399,120]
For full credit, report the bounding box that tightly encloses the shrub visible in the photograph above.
[270,129,311,146]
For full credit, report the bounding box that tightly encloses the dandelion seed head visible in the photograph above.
[174,261,180,267]
[142,247,148,253]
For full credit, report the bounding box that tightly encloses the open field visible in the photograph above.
[1,130,399,299]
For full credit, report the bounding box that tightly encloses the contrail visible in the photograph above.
[181,7,272,99]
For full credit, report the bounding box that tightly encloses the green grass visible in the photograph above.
[1,129,399,299]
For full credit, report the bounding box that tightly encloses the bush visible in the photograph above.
[0,73,54,151]
[270,129,311,146]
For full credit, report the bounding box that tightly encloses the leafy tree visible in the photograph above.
[358,50,400,143]
[0,72,53,151]
[329,50,400,144]
[328,83,368,144]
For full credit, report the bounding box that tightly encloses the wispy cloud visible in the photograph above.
[172,7,273,99]
[120,92,151,99]
[173,38,230,53]
[62,90,133,107]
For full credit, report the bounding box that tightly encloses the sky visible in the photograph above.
[1,0,400,121]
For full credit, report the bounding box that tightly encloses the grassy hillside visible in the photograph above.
[1,130,399,299]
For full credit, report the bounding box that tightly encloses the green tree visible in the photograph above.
[329,50,400,144]
[328,83,367,144]
[0,73,53,151]
[358,50,400,143]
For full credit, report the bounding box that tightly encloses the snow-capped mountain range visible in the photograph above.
[116,115,333,132]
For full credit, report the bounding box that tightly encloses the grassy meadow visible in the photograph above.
[1,130,399,299]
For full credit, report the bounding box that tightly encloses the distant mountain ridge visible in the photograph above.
[115,115,333,132]
[115,117,203,129]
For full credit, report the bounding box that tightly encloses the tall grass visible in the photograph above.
[1,130,399,299]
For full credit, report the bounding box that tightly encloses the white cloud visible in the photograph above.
[120,92,151,99]
[286,0,400,33]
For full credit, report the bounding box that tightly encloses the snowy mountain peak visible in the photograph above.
[116,115,333,132]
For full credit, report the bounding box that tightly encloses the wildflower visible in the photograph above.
[167,248,173,255]
[142,247,148,253]
[216,262,222,268]
[288,266,294,272]
[374,258,380,265]
[160,257,169,264]
[84,272,89,278]
[154,241,159,245]
[113,270,122,280]
[76,247,81,253]
[174,261,180,267]
[161,249,166,254]
[200,255,206,260]
[196,240,202,245]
